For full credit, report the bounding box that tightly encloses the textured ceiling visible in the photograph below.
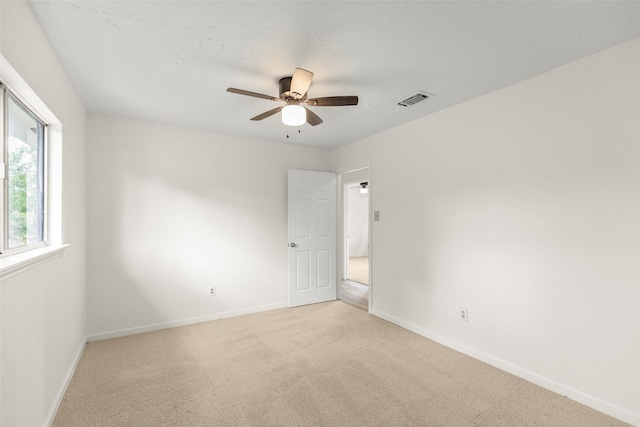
[27,1,640,150]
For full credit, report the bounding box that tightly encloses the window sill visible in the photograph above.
[0,244,71,280]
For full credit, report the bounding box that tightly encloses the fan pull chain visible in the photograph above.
[285,129,301,139]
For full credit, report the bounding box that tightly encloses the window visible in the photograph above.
[1,84,47,254]
[0,57,64,278]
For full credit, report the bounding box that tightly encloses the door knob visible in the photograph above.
[289,243,297,247]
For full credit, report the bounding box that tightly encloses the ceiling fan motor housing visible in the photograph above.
[279,77,294,100]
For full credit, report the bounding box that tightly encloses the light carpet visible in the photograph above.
[54,302,628,426]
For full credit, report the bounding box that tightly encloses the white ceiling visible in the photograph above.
[27,1,640,150]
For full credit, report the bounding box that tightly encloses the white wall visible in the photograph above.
[0,2,88,426]
[332,38,640,424]
[347,187,369,258]
[87,115,331,338]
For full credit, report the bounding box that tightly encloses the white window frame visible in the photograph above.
[1,84,49,255]
[0,55,68,279]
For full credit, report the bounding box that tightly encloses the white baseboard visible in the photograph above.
[87,302,288,342]
[45,338,86,427]
[371,308,640,427]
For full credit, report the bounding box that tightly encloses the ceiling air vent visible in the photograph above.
[397,91,433,107]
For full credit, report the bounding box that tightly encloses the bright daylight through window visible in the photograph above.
[1,84,46,254]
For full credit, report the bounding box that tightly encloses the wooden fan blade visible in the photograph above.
[251,106,283,121]
[227,88,280,101]
[290,68,314,98]
[303,107,323,126]
[307,96,358,106]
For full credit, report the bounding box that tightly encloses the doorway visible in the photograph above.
[338,166,371,312]
[346,182,369,285]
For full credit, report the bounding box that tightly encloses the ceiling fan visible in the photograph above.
[227,68,358,127]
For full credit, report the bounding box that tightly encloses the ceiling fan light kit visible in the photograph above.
[227,68,358,127]
[282,104,306,126]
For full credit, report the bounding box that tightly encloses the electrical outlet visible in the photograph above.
[458,308,468,322]
[209,287,216,297]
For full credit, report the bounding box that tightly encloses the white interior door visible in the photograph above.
[288,170,337,307]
